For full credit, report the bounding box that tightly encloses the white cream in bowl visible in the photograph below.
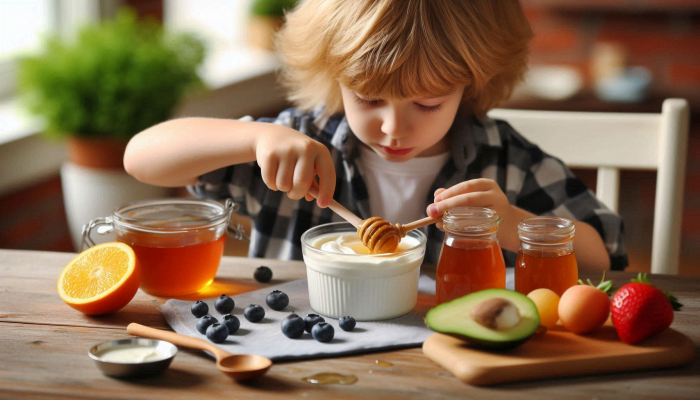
[301,222,426,321]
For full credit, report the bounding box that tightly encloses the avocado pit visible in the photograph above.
[470,297,521,330]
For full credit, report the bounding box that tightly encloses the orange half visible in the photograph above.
[58,242,141,315]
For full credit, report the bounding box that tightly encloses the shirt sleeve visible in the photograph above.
[186,115,256,215]
[186,109,326,217]
[508,130,628,270]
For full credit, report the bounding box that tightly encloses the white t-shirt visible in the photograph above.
[356,145,451,224]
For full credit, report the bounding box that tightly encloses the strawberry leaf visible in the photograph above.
[665,292,683,311]
[631,272,650,284]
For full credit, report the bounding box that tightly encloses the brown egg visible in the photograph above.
[558,285,610,334]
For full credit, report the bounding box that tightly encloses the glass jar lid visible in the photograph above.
[113,198,229,234]
[518,216,575,244]
[442,207,501,234]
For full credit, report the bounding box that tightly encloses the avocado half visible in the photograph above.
[426,289,540,350]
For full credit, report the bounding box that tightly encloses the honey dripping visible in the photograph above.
[301,373,358,385]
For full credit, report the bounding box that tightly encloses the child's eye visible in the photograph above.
[415,103,442,113]
[354,96,383,106]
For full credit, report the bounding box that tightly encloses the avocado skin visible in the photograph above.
[440,331,533,350]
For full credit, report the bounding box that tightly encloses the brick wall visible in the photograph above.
[522,0,700,109]
[0,176,73,252]
[519,0,700,276]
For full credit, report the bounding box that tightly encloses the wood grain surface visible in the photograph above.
[1,249,699,399]
[423,327,695,386]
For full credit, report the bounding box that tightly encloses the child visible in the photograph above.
[124,0,627,270]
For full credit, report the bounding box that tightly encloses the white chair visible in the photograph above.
[488,99,690,275]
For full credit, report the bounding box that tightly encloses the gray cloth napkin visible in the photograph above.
[158,270,515,361]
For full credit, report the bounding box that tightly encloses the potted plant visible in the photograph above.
[18,10,205,250]
[248,0,298,51]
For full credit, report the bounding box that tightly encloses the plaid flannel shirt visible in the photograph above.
[189,107,628,270]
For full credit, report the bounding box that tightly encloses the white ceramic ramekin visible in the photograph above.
[301,222,427,321]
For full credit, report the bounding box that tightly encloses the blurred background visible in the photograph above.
[0,0,698,275]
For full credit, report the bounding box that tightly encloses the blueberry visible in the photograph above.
[206,323,229,343]
[191,300,209,318]
[266,290,289,311]
[339,316,356,331]
[281,313,305,338]
[311,322,334,342]
[215,294,235,314]
[196,315,218,334]
[221,314,240,334]
[254,266,272,283]
[304,313,325,333]
[244,304,265,322]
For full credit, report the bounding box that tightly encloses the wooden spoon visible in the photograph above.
[126,323,272,381]
[306,186,399,253]
[394,216,441,238]
[306,187,439,254]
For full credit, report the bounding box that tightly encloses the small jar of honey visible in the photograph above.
[435,207,506,305]
[82,198,247,297]
[515,216,578,297]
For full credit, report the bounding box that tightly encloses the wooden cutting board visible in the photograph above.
[422,325,695,386]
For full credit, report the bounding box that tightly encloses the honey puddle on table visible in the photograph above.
[374,360,393,367]
[301,373,358,385]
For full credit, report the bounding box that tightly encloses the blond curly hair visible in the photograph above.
[275,0,533,118]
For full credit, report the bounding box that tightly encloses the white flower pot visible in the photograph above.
[61,161,169,251]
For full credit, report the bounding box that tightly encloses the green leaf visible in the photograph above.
[17,9,206,140]
[250,0,298,17]
[631,272,650,284]
[665,292,683,312]
[578,271,613,294]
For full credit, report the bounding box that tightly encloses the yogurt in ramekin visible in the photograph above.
[301,222,426,321]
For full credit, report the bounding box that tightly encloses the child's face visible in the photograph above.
[340,85,464,162]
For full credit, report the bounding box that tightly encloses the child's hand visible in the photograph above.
[255,126,336,207]
[426,179,515,231]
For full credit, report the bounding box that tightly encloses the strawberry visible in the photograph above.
[610,273,682,344]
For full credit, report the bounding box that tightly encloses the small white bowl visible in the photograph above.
[88,338,177,378]
[301,222,427,321]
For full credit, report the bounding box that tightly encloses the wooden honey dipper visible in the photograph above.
[307,186,440,254]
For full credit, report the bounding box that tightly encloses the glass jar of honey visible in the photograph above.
[435,207,506,305]
[82,198,248,297]
[515,216,578,297]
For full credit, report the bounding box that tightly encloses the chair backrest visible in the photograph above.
[487,99,689,275]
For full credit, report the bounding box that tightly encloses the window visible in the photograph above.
[0,0,54,98]
[164,0,253,52]
[163,0,281,91]
[0,0,102,99]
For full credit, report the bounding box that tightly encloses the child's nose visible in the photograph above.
[380,109,407,139]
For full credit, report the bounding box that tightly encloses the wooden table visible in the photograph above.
[1,249,698,399]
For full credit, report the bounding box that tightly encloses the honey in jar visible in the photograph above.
[515,216,578,297]
[117,231,226,297]
[84,198,233,297]
[435,207,505,304]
